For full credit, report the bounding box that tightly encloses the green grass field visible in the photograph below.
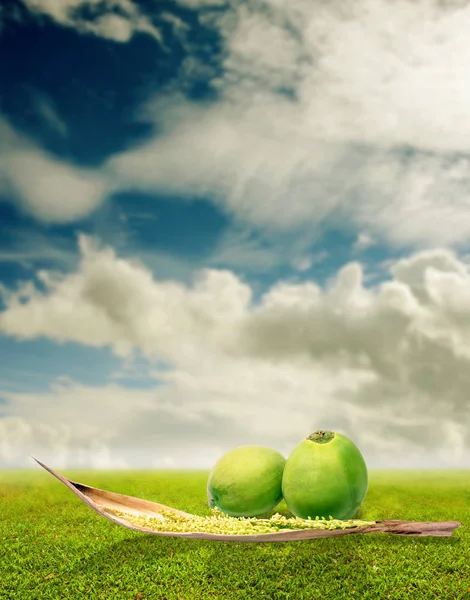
[1,468,469,599]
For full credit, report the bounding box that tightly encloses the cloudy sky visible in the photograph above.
[1,0,470,470]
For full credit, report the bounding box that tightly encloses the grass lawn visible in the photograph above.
[1,468,469,599]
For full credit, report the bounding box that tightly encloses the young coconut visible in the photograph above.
[282,430,368,520]
[207,445,286,517]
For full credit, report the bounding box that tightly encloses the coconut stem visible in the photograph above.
[307,430,335,443]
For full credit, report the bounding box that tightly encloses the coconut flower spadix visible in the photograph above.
[207,445,286,517]
[282,430,368,521]
[31,457,460,540]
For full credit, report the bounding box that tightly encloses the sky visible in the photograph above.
[1,0,470,470]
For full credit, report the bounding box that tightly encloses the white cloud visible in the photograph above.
[0,119,110,223]
[175,0,226,7]
[353,233,374,253]
[1,237,470,468]
[0,416,128,469]
[390,247,469,304]
[0,360,376,469]
[21,0,163,43]
[109,95,343,231]
[5,150,106,222]
[108,0,470,249]
[291,251,328,273]
[0,235,252,360]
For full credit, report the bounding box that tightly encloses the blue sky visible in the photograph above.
[1,0,470,469]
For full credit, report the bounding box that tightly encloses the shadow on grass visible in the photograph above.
[68,515,460,586]
[63,491,462,596]
[62,531,456,600]
[67,532,372,594]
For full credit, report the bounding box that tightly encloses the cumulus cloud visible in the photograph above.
[0,119,110,223]
[108,0,470,249]
[0,416,128,470]
[0,362,368,469]
[0,378,158,468]
[21,0,163,43]
[1,237,470,468]
[0,234,251,360]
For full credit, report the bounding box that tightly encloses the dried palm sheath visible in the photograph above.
[33,457,461,542]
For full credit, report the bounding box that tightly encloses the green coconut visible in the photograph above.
[207,445,286,517]
[282,430,368,520]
